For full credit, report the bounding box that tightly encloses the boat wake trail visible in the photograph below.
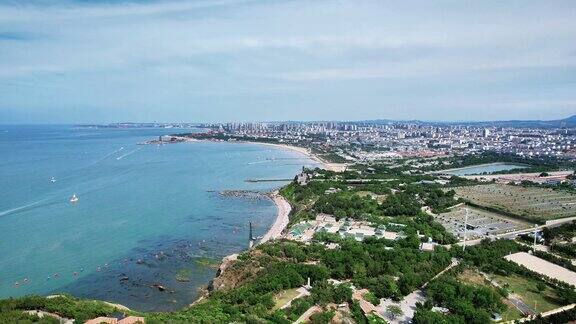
[0,199,49,217]
[116,147,142,160]
[83,146,125,168]
[59,147,126,180]
[247,160,272,165]
[93,146,124,164]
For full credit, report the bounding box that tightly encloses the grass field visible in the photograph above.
[356,191,387,204]
[500,300,524,321]
[492,274,565,314]
[452,184,576,223]
[457,268,488,286]
[456,268,523,321]
[272,288,301,310]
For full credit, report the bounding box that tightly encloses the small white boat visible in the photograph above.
[50,177,56,183]
[70,194,79,203]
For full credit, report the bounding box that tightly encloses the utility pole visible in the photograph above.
[248,221,255,248]
[533,224,538,252]
[463,208,469,251]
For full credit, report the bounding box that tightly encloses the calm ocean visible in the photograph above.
[0,125,316,311]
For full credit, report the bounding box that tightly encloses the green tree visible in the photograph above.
[386,305,403,319]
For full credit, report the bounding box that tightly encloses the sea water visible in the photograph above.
[0,125,317,311]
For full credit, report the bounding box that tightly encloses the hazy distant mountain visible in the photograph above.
[354,115,576,128]
[460,115,576,128]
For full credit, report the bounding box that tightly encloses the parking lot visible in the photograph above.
[433,206,531,240]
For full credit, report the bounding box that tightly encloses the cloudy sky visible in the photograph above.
[0,0,575,123]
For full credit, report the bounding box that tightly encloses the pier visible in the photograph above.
[245,178,292,183]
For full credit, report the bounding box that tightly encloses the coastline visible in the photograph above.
[202,140,347,172]
[205,183,292,298]
[5,135,338,311]
[197,140,342,248]
[187,139,342,251]
[203,139,338,300]
[260,191,292,243]
[254,142,347,172]
[158,134,348,172]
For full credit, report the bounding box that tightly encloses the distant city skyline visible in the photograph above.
[1,0,575,123]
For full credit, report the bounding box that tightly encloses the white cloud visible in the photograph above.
[0,0,575,122]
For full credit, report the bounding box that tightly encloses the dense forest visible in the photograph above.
[414,276,505,324]
[0,295,125,323]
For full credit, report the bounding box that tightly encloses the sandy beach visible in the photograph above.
[260,191,292,243]
[190,137,347,172]
[208,192,290,296]
[189,137,344,299]
[255,142,348,172]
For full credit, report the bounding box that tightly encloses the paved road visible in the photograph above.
[279,287,310,310]
[480,271,535,316]
[378,259,460,324]
[508,294,535,316]
[379,290,426,324]
[294,305,321,323]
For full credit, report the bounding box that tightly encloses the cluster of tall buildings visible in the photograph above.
[199,121,576,161]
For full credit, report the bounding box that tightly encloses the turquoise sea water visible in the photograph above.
[0,125,317,311]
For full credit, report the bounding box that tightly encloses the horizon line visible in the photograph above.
[2,114,575,126]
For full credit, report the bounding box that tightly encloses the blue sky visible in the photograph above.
[0,0,575,123]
